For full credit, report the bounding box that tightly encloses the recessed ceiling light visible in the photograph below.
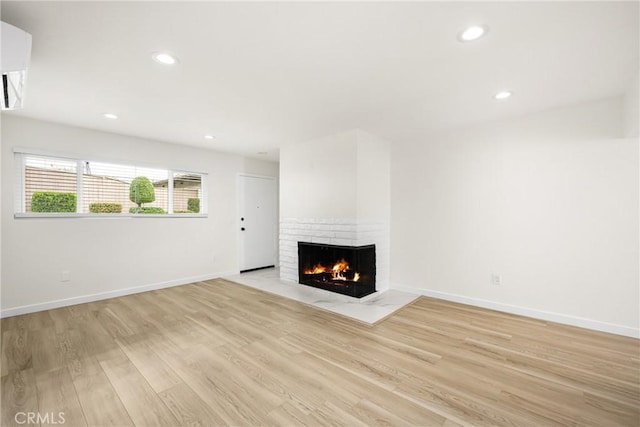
[458,25,488,42]
[152,52,178,65]
[103,113,118,119]
[204,135,215,140]
[494,91,513,100]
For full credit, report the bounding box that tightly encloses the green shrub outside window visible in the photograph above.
[129,207,166,214]
[187,198,200,213]
[89,202,123,213]
[31,192,77,213]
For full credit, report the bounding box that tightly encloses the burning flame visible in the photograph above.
[304,258,360,282]
[306,264,327,274]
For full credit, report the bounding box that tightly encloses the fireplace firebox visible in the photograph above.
[298,242,376,298]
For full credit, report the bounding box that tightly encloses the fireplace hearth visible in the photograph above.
[298,242,376,298]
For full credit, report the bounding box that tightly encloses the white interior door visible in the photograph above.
[239,174,277,272]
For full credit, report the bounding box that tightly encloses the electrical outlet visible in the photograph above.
[491,274,502,286]
[61,270,70,282]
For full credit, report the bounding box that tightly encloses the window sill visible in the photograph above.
[14,213,208,219]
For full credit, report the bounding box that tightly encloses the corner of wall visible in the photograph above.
[624,71,639,138]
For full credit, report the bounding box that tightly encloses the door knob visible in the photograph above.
[241,227,246,231]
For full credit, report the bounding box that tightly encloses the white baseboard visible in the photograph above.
[391,284,639,339]
[0,270,239,318]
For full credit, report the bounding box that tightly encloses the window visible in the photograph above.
[14,149,207,217]
[82,162,168,214]
[171,172,202,214]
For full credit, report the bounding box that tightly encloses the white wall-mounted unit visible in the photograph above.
[1,21,32,110]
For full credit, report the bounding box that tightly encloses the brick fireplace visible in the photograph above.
[279,129,390,294]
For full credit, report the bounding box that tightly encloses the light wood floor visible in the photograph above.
[1,279,638,426]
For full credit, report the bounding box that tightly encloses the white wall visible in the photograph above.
[280,129,390,220]
[280,130,359,219]
[624,71,639,138]
[391,97,640,337]
[356,130,391,221]
[1,115,278,316]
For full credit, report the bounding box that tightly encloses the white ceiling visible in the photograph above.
[2,1,638,161]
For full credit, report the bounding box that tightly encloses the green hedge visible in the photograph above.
[31,192,76,213]
[129,206,166,214]
[187,198,200,213]
[89,202,123,213]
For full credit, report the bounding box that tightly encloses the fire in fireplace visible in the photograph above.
[298,242,375,298]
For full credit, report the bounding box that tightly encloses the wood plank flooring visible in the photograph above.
[1,278,638,426]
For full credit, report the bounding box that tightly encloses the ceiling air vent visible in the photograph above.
[1,21,32,110]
